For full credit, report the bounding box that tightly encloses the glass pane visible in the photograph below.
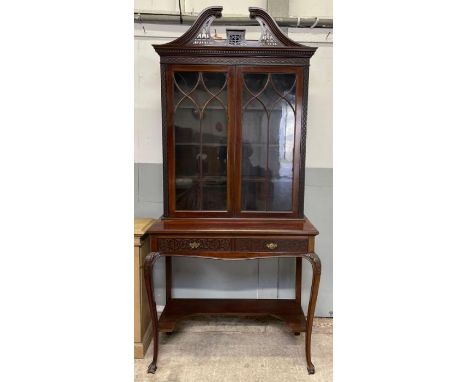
[201,107,227,177]
[268,146,293,179]
[242,144,267,178]
[175,145,199,177]
[173,71,228,211]
[202,178,227,210]
[241,72,296,212]
[175,178,200,210]
[270,178,293,211]
[241,180,267,211]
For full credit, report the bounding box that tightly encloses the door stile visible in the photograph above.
[232,66,243,216]
[226,65,237,217]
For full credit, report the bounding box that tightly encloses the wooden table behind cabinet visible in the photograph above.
[134,218,154,358]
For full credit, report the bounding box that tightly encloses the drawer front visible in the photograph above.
[158,238,232,253]
[235,238,308,253]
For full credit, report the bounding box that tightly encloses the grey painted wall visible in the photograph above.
[135,163,332,317]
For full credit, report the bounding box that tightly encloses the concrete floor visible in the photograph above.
[134,316,333,382]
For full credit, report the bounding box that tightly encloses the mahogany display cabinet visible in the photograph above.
[143,6,321,375]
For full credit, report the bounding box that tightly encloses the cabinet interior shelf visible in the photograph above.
[242,177,293,183]
[176,176,227,180]
[175,105,291,112]
[175,142,287,148]
[175,142,227,147]
[243,143,284,147]
[175,177,227,187]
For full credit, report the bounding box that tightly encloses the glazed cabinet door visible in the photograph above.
[166,65,235,217]
[236,66,303,217]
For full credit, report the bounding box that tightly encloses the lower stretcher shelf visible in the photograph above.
[158,298,307,333]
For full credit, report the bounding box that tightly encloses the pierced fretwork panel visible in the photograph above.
[258,19,280,46]
[192,16,216,45]
[241,72,297,212]
[227,29,246,46]
[173,71,229,211]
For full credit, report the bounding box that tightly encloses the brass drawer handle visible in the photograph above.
[189,241,201,249]
[266,242,278,250]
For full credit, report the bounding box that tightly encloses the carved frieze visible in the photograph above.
[158,238,232,252]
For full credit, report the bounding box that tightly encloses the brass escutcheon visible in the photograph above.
[266,242,278,250]
[189,242,201,249]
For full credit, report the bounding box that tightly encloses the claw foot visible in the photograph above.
[147,361,157,374]
[307,364,315,375]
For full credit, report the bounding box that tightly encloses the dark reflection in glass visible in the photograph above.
[241,72,296,212]
[173,72,198,101]
[202,179,227,210]
[175,145,199,176]
[272,74,296,94]
[241,180,267,211]
[175,178,200,210]
[270,179,293,211]
[173,71,228,211]
[244,74,268,95]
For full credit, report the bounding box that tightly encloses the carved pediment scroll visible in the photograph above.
[248,7,301,47]
[169,6,223,46]
[160,6,305,48]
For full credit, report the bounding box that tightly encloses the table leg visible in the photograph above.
[165,256,172,302]
[302,252,322,375]
[295,257,302,304]
[144,252,161,374]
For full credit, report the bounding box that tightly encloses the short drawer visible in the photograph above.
[235,238,308,253]
[158,237,232,252]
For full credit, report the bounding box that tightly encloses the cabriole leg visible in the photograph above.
[144,252,161,374]
[302,252,322,375]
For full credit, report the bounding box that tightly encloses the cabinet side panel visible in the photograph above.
[298,66,310,217]
[161,63,169,217]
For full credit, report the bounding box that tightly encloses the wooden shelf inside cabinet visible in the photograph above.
[175,142,227,146]
[143,5,321,376]
[242,176,293,182]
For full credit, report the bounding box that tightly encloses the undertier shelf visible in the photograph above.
[159,298,307,333]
